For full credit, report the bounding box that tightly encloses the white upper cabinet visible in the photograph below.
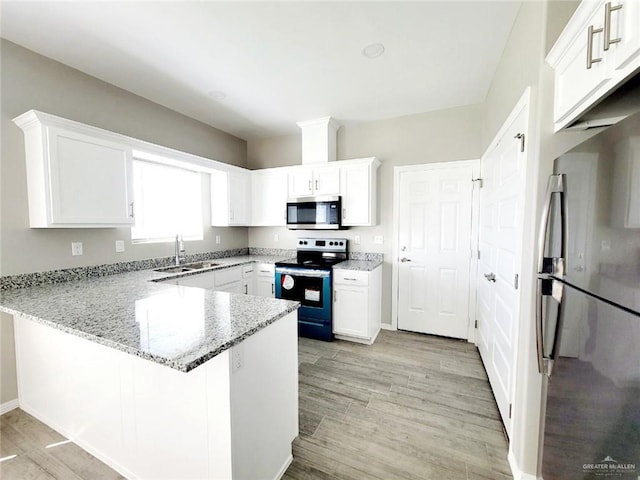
[547,0,640,131]
[13,110,134,228]
[211,168,251,226]
[251,168,288,226]
[288,165,340,197]
[340,159,379,226]
[610,0,640,70]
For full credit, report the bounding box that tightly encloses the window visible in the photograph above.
[131,159,203,243]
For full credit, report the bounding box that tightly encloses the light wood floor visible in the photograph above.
[0,329,512,480]
[283,329,512,480]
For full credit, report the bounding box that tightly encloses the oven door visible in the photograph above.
[274,266,333,341]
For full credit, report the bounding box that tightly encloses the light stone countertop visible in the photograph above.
[333,260,383,271]
[0,256,298,373]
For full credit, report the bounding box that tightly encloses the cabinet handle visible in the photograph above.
[342,208,346,220]
[334,290,337,302]
[308,180,312,192]
[244,284,248,294]
[344,277,358,281]
[604,2,623,51]
[129,202,134,218]
[587,24,604,69]
[271,283,274,294]
[315,180,319,191]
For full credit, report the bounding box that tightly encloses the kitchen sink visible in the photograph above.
[154,261,219,274]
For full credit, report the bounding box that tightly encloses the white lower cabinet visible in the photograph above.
[174,271,216,289]
[255,264,275,298]
[242,264,255,295]
[333,266,382,344]
[214,266,242,293]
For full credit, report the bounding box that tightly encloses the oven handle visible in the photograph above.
[274,267,332,278]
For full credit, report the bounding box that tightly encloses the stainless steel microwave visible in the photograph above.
[286,196,342,230]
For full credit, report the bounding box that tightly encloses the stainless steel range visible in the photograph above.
[274,238,348,341]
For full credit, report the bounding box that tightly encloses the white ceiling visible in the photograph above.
[1,1,521,140]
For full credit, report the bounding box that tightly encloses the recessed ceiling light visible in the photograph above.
[362,43,385,59]
[208,91,227,100]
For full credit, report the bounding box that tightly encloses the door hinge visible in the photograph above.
[514,273,519,290]
[514,133,525,152]
[509,403,512,419]
[472,178,483,188]
[474,319,478,329]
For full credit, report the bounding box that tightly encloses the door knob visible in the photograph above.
[400,257,412,263]
[484,272,496,282]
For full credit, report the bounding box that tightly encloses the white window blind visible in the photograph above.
[131,159,202,243]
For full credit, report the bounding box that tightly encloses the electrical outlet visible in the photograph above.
[115,240,125,253]
[215,235,221,244]
[601,240,611,252]
[374,235,384,245]
[71,242,83,256]
[232,344,243,372]
[274,233,279,242]
[354,235,361,245]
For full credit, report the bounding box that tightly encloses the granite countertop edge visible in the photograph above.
[0,254,298,373]
[333,259,383,271]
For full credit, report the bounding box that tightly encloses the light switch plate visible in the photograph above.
[354,235,361,245]
[373,235,384,245]
[71,242,83,256]
[215,235,221,244]
[115,240,125,253]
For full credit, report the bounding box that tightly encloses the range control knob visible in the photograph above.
[339,241,344,246]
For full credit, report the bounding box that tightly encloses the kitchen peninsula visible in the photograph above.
[0,260,300,480]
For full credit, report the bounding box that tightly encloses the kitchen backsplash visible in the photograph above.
[0,248,249,290]
[1,248,384,290]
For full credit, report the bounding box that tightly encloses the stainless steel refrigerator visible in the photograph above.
[537,111,640,480]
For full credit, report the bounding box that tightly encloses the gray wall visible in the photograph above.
[0,40,249,404]
[248,104,484,328]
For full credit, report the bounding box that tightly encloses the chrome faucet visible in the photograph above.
[175,234,185,265]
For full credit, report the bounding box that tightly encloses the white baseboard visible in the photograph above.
[0,399,19,415]
[508,450,541,480]
[275,454,293,480]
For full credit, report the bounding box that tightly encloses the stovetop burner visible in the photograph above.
[275,237,348,270]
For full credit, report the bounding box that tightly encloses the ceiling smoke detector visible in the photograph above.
[362,43,385,59]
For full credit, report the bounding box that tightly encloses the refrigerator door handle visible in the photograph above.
[535,174,565,376]
[536,277,564,376]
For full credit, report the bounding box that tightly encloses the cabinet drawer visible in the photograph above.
[256,264,275,277]
[215,266,242,286]
[242,264,254,278]
[333,269,369,286]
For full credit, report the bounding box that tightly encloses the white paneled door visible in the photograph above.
[396,162,477,339]
[476,96,529,438]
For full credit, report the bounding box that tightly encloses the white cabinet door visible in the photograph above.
[610,0,640,71]
[333,267,381,344]
[255,264,275,298]
[242,264,255,295]
[251,169,288,226]
[312,166,340,195]
[228,171,250,225]
[551,1,612,125]
[340,163,374,226]
[288,166,340,197]
[288,168,314,197]
[333,285,369,338]
[47,127,134,226]
[211,169,251,226]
